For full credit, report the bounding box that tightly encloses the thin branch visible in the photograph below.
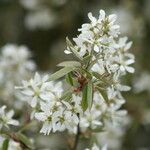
[73,115,80,150]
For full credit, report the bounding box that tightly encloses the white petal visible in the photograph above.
[94,45,99,52]
[125,59,135,65]
[118,84,131,91]
[125,66,135,73]
[31,96,38,107]
[99,9,105,20]
[102,144,108,150]
[88,12,97,25]
[40,122,51,135]
[34,72,41,82]
[125,41,133,51]
[35,112,47,121]
[109,14,117,23]
[120,65,125,72]
[8,120,19,126]
[21,89,34,96]
[7,110,14,119]
[64,49,71,54]
[42,75,49,82]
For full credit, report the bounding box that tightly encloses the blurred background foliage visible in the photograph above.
[0,0,150,149]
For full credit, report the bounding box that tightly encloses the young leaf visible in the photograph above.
[81,81,93,111]
[83,54,91,63]
[81,84,88,111]
[57,61,81,67]
[49,67,76,81]
[83,54,91,67]
[66,73,74,86]
[2,139,9,150]
[87,81,93,109]
[96,86,109,104]
[92,71,102,79]
[66,37,83,61]
[79,68,92,79]
[60,89,73,101]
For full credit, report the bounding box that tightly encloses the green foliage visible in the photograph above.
[49,67,76,81]
[16,133,34,149]
[66,37,83,61]
[2,139,9,150]
[57,61,81,67]
[81,84,88,111]
[81,81,93,111]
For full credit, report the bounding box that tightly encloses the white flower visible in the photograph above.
[107,87,125,108]
[112,73,131,91]
[20,0,39,10]
[116,53,135,73]
[133,72,150,93]
[85,143,107,150]
[35,101,58,135]
[80,109,102,130]
[0,44,35,105]
[63,110,79,133]
[0,44,35,74]
[65,10,121,57]
[96,116,130,150]
[17,9,135,138]
[80,92,104,130]
[80,91,127,129]
[91,59,105,75]
[25,9,57,30]
[63,94,82,114]
[35,99,79,134]
[117,37,133,51]
[0,106,19,129]
[17,72,63,108]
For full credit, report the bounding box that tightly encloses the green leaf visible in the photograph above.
[92,126,105,132]
[96,86,109,104]
[60,89,73,101]
[79,68,92,79]
[81,84,88,111]
[66,73,74,86]
[92,72,109,87]
[57,61,81,67]
[2,139,9,150]
[92,72,102,79]
[87,81,93,109]
[66,37,83,61]
[81,81,93,111]
[49,67,76,81]
[16,133,34,149]
[83,54,91,63]
[83,54,91,67]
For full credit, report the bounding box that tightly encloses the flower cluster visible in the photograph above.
[20,0,58,30]
[80,91,126,131]
[0,44,35,106]
[0,105,19,130]
[64,9,134,130]
[65,10,134,74]
[133,72,150,93]
[18,73,82,134]
[17,9,135,149]
[96,116,130,150]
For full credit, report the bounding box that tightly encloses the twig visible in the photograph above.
[73,115,80,150]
